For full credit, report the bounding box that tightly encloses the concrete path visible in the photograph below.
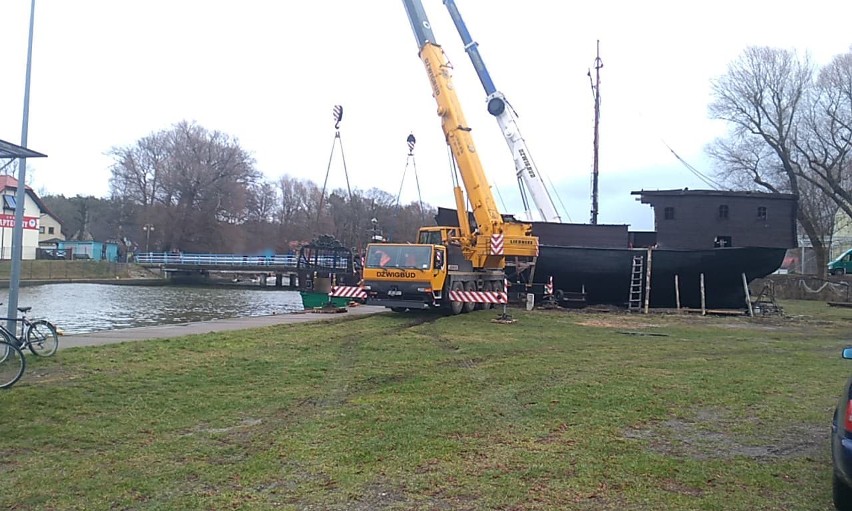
[60,305,388,350]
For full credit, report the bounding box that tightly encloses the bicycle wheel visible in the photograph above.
[0,328,17,363]
[26,320,59,357]
[0,340,25,388]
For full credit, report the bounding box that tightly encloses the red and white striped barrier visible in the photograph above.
[544,276,554,296]
[448,290,508,304]
[330,286,367,299]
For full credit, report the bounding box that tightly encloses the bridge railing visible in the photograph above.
[134,252,351,270]
[136,252,299,266]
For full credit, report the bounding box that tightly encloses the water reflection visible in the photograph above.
[0,283,303,335]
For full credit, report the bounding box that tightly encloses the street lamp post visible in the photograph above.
[143,224,154,253]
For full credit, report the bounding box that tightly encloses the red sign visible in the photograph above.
[0,214,39,230]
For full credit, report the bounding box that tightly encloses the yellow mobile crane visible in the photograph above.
[361,0,538,314]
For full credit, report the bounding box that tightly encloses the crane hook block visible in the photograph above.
[407,133,416,154]
[333,105,344,129]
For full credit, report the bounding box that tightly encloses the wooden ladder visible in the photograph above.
[628,254,644,312]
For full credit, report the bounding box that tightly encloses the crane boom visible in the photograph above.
[359,1,538,315]
[442,0,562,223]
[401,0,537,268]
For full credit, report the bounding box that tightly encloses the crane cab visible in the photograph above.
[362,242,450,310]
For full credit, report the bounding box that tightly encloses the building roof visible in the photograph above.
[631,188,798,201]
[0,174,54,218]
[61,239,119,246]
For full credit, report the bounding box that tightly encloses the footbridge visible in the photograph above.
[135,252,351,286]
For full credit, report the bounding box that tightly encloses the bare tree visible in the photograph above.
[108,133,169,207]
[795,49,852,222]
[105,123,444,255]
[245,181,279,224]
[108,121,261,252]
[707,46,836,273]
[277,175,316,225]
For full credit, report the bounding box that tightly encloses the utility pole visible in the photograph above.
[143,224,154,253]
[7,0,36,334]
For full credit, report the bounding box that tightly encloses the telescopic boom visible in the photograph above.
[443,0,562,223]
[400,0,538,267]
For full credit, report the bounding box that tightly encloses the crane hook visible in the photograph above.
[407,133,416,155]
[333,104,343,130]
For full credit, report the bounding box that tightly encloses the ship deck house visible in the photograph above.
[632,189,798,250]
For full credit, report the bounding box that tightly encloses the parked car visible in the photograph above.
[832,346,852,509]
[829,249,852,276]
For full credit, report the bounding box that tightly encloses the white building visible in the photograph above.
[0,175,47,260]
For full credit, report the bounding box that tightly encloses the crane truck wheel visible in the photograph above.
[448,281,465,315]
[462,281,476,313]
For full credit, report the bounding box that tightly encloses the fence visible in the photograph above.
[751,274,851,303]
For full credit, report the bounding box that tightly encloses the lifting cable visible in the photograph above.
[661,139,724,190]
[633,109,724,191]
[318,104,353,222]
[394,134,426,224]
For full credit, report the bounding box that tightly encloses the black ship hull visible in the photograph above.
[532,245,787,309]
[436,190,795,310]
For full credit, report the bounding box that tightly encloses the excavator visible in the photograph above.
[442,0,562,224]
[361,0,539,314]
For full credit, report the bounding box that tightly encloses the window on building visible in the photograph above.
[664,207,675,220]
[757,206,767,220]
[718,205,729,219]
[39,226,45,234]
[48,227,54,234]
[2,195,16,210]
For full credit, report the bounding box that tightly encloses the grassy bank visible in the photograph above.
[0,260,157,281]
[1,301,849,510]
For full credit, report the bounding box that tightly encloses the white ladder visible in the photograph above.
[628,255,644,312]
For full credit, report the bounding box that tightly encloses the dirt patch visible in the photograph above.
[575,316,664,329]
[438,357,485,369]
[622,407,824,460]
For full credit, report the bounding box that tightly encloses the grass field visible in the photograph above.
[1,300,850,510]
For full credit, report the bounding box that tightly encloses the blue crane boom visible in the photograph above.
[442,0,562,223]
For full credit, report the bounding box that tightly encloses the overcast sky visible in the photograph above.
[1,1,850,231]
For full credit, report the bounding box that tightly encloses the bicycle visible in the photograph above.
[0,339,26,388]
[0,306,59,357]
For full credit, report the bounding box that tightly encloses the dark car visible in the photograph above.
[832,346,852,510]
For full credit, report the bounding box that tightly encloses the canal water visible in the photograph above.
[0,283,304,335]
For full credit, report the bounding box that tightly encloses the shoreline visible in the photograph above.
[59,304,387,350]
[0,278,301,290]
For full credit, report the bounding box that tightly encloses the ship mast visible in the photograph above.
[588,40,603,225]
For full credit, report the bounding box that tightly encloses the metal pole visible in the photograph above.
[7,0,36,334]
[643,247,653,314]
[674,274,681,310]
[143,224,153,253]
